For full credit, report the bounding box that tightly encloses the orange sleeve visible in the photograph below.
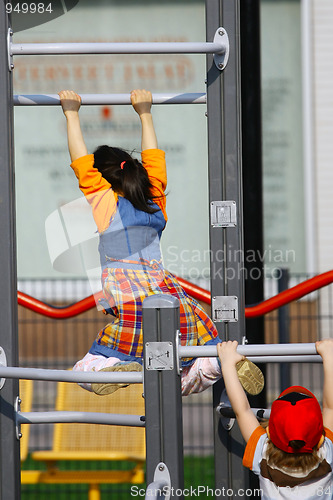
[243,426,266,470]
[70,154,118,233]
[141,149,167,222]
[324,427,333,443]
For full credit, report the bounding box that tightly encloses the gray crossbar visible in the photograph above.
[0,366,143,383]
[13,93,206,106]
[179,342,318,358]
[18,411,145,427]
[10,40,225,56]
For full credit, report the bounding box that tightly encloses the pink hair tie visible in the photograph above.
[120,161,126,170]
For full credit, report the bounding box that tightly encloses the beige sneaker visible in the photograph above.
[91,362,142,396]
[236,358,264,395]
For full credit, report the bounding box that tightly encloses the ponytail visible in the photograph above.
[93,145,160,214]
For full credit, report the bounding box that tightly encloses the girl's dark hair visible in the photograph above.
[93,145,159,214]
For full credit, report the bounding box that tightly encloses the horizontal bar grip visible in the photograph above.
[13,93,206,106]
[179,342,319,358]
[0,366,143,383]
[18,411,145,427]
[179,343,317,358]
[218,406,271,419]
[245,355,322,363]
[11,40,226,56]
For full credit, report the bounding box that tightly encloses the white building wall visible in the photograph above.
[313,0,333,273]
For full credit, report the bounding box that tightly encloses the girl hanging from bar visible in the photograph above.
[58,89,264,397]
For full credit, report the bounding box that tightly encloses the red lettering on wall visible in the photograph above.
[124,65,132,81]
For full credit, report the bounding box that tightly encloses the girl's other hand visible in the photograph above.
[131,89,152,116]
[58,90,81,116]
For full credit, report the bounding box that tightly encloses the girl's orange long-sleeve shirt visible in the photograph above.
[70,149,167,233]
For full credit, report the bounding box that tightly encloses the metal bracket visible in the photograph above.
[175,331,182,376]
[145,342,174,370]
[15,396,22,441]
[211,201,237,227]
[212,296,238,322]
[216,389,235,431]
[7,29,14,71]
[0,346,7,389]
[213,27,230,71]
[146,462,171,500]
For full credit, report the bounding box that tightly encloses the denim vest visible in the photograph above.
[98,196,166,271]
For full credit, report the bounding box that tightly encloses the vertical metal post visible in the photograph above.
[278,269,291,390]
[142,294,184,497]
[0,4,21,500]
[240,0,266,403]
[240,2,266,492]
[205,0,248,496]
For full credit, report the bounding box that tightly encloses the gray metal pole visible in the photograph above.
[13,93,206,106]
[18,411,145,427]
[0,5,20,500]
[0,366,143,383]
[142,295,184,498]
[242,355,321,363]
[218,407,271,420]
[10,40,226,56]
[179,342,318,357]
[205,0,247,496]
[278,269,291,390]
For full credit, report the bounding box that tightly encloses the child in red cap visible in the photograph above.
[217,339,333,499]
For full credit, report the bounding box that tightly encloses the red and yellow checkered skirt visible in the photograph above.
[95,263,218,361]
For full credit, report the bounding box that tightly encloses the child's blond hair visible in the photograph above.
[266,439,321,471]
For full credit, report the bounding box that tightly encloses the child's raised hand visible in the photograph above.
[58,90,81,116]
[130,89,152,116]
[217,340,245,367]
[316,338,333,359]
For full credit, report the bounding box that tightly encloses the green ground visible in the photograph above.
[21,456,215,499]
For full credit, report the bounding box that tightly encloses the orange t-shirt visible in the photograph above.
[70,149,167,233]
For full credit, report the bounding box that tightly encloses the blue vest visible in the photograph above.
[98,196,166,271]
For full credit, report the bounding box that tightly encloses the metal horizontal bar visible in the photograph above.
[218,406,271,419]
[0,366,143,383]
[18,411,145,427]
[253,408,271,419]
[11,41,225,56]
[13,93,206,106]
[247,355,322,363]
[179,342,318,358]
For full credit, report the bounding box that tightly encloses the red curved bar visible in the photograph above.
[245,270,333,318]
[176,276,211,304]
[17,270,333,319]
[17,290,104,319]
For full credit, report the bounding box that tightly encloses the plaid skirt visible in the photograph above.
[95,262,218,362]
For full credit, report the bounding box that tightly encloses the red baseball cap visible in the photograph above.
[268,386,323,454]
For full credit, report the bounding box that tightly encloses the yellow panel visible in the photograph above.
[52,380,145,457]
